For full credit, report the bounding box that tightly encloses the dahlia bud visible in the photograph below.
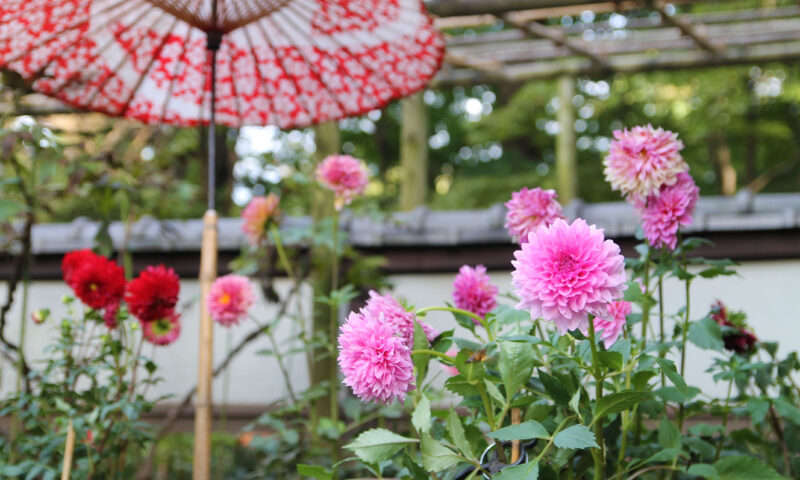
[31,308,50,325]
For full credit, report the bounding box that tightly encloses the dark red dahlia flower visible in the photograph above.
[62,249,99,286]
[67,253,126,310]
[711,300,757,355]
[125,265,180,322]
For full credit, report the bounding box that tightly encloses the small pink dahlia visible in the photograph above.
[363,291,438,345]
[207,275,255,327]
[442,349,459,376]
[604,125,688,201]
[241,194,280,245]
[142,311,181,346]
[592,300,631,348]
[453,265,498,321]
[316,154,369,210]
[511,218,627,333]
[504,187,564,243]
[636,172,699,250]
[338,311,414,404]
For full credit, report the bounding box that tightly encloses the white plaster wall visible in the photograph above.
[1,259,798,405]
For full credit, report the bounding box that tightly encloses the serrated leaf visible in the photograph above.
[595,391,648,419]
[412,395,431,434]
[688,317,724,351]
[687,464,718,479]
[632,370,657,390]
[420,434,462,472]
[598,351,623,371]
[655,357,688,394]
[658,416,681,450]
[448,407,473,457]
[553,425,598,449]
[539,370,571,405]
[498,341,535,401]
[297,464,333,480]
[488,421,549,442]
[485,379,505,406]
[493,461,539,480]
[445,376,480,397]
[401,453,429,480]
[344,428,417,464]
[569,389,583,422]
[773,397,800,425]
[714,455,788,480]
[609,339,631,364]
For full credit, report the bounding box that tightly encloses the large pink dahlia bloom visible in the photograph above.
[241,194,280,245]
[636,172,699,250]
[504,187,564,243]
[604,125,687,201]
[338,311,414,404]
[592,300,631,348]
[363,291,438,346]
[207,275,255,327]
[512,218,627,333]
[316,154,370,210]
[453,265,498,321]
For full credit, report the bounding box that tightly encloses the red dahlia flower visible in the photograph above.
[125,265,180,322]
[65,251,126,310]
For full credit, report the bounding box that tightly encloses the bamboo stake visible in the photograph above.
[510,408,521,463]
[193,209,218,480]
[61,420,75,480]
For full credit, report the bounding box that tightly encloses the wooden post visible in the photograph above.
[556,75,577,204]
[61,420,75,480]
[310,122,340,419]
[510,408,521,463]
[193,209,218,480]
[400,92,429,211]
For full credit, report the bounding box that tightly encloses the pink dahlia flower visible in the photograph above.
[453,265,498,321]
[316,154,369,210]
[511,218,627,333]
[504,187,564,243]
[241,194,280,245]
[636,172,699,250]
[592,300,631,348]
[363,291,439,346]
[338,311,414,404]
[604,125,687,201]
[207,275,255,327]
[142,311,181,346]
[442,349,459,376]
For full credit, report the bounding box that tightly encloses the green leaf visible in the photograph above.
[498,341,535,401]
[401,453,430,480]
[773,397,800,425]
[746,398,770,424]
[448,407,473,457]
[495,305,531,327]
[609,339,632,364]
[412,395,431,434]
[344,428,417,464]
[485,379,505,406]
[493,461,540,480]
[413,321,430,384]
[487,421,549,442]
[636,448,686,466]
[569,389,583,422]
[658,416,681,450]
[595,391,649,419]
[632,370,657,390]
[420,434,462,472]
[539,370,571,405]
[687,464,718,479]
[714,455,789,480]
[297,464,333,480]
[598,351,623,371]
[655,357,688,394]
[688,317,724,351]
[553,425,598,449]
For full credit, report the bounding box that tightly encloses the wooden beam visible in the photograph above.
[648,0,723,54]
[426,0,611,18]
[399,92,429,211]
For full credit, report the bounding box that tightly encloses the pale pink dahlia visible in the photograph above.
[504,187,564,243]
[207,275,255,327]
[442,349,459,376]
[636,172,699,250]
[316,154,370,210]
[604,125,687,201]
[241,194,280,245]
[142,311,181,346]
[511,218,627,333]
[592,300,631,348]
[453,265,498,321]
[363,291,439,345]
[338,311,414,404]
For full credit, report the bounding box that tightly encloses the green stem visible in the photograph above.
[678,277,691,433]
[588,318,605,480]
[477,383,496,429]
[634,251,652,445]
[714,376,734,461]
[329,211,340,426]
[658,276,666,387]
[534,415,576,464]
[411,349,455,363]
[415,306,494,342]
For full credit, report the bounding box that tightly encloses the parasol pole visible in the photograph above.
[193,15,221,480]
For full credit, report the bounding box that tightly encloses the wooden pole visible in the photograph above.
[556,75,577,204]
[193,210,218,480]
[510,408,521,463]
[61,420,75,480]
[399,92,429,211]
